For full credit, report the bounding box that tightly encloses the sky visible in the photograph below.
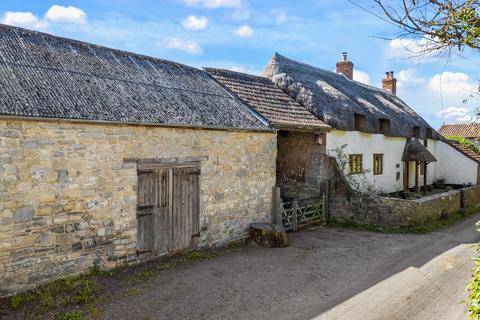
[1,0,479,129]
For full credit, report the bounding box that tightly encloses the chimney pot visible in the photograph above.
[336,52,354,80]
[382,70,397,95]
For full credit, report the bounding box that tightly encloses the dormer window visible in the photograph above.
[412,126,420,138]
[378,119,390,135]
[426,128,433,139]
[354,114,366,131]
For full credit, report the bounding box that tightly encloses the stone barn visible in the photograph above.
[0,24,276,295]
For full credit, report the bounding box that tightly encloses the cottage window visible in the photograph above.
[373,154,383,175]
[349,154,363,174]
[412,126,420,138]
[354,114,366,131]
[378,119,390,135]
[426,128,433,139]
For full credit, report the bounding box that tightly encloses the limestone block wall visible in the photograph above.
[328,155,480,227]
[0,119,276,295]
[330,190,464,227]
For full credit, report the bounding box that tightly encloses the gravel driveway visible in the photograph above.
[98,213,480,320]
[4,214,478,320]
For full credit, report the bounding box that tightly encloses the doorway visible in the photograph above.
[136,164,200,255]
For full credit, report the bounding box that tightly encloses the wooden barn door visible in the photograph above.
[136,165,200,255]
[172,167,200,251]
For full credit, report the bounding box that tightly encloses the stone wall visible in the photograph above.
[464,185,480,209]
[328,155,480,227]
[276,131,328,199]
[0,119,276,295]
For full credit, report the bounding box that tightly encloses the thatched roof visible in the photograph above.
[439,123,480,138]
[402,139,437,162]
[263,53,439,139]
[0,24,269,131]
[205,68,330,130]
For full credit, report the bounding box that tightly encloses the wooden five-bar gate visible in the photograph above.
[271,186,328,231]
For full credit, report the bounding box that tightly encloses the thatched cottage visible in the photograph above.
[0,24,277,295]
[263,53,480,193]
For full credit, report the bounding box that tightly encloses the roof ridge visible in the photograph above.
[272,52,399,98]
[0,23,199,72]
[203,67,269,81]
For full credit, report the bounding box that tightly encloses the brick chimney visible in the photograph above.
[382,71,397,95]
[336,52,353,80]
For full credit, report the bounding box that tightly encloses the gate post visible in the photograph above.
[272,186,282,224]
[324,180,330,223]
[292,200,298,231]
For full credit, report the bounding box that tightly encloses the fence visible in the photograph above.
[272,186,328,231]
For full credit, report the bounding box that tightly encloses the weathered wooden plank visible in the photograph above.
[136,169,157,252]
[125,156,208,165]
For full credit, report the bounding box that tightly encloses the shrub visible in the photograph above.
[447,136,480,154]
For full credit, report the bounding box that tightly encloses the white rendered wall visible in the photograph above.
[326,130,436,193]
[435,140,478,185]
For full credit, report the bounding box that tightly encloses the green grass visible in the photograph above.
[9,293,33,309]
[328,207,477,234]
[59,311,84,320]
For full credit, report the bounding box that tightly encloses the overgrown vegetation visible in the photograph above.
[466,221,480,320]
[328,144,378,194]
[447,136,480,154]
[329,207,477,234]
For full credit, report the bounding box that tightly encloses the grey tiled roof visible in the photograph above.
[205,68,330,130]
[0,24,269,130]
[263,53,439,139]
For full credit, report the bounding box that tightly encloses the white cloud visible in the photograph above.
[165,38,202,54]
[45,5,87,24]
[1,11,48,31]
[396,69,425,88]
[386,38,441,62]
[181,15,208,30]
[182,0,243,8]
[353,69,370,85]
[429,72,478,96]
[436,107,472,122]
[233,24,253,37]
[1,5,87,32]
[270,9,288,24]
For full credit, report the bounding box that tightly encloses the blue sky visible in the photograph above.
[1,0,479,129]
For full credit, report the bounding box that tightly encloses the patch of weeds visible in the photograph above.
[328,208,477,234]
[157,263,173,271]
[227,240,244,250]
[59,311,84,320]
[184,250,211,262]
[9,292,33,309]
[75,280,96,305]
[126,287,142,296]
[139,270,156,278]
[87,305,103,318]
[89,265,102,276]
